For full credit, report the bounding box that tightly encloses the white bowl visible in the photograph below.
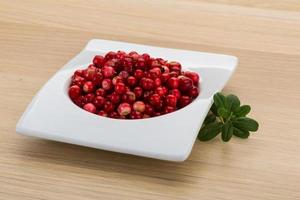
[16,39,238,162]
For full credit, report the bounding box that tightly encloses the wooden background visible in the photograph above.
[0,0,300,199]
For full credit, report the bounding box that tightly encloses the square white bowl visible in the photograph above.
[16,39,238,162]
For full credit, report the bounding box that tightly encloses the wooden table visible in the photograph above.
[1,1,299,199]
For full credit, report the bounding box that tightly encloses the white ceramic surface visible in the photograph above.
[16,39,238,161]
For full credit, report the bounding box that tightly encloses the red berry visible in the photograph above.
[164,106,175,114]
[143,114,150,118]
[165,94,177,107]
[122,91,136,104]
[149,67,161,79]
[83,103,96,113]
[73,95,85,107]
[72,75,85,87]
[155,86,167,97]
[103,101,115,113]
[178,76,193,92]
[102,79,112,90]
[143,90,154,102]
[93,55,104,68]
[142,78,154,90]
[133,101,145,112]
[188,86,199,98]
[178,96,192,108]
[168,61,181,71]
[112,76,123,85]
[169,71,179,77]
[153,78,161,88]
[119,71,129,79]
[85,93,95,103]
[110,92,121,104]
[98,110,107,117]
[154,100,164,111]
[83,81,94,93]
[130,111,142,119]
[102,66,116,78]
[149,94,161,106]
[133,87,143,99]
[95,88,106,97]
[105,51,117,60]
[184,71,200,85]
[109,111,119,119]
[134,69,144,79]
[93,96,105,108]
[115,82,126,94]
[162,65,170,73]
[144,104,154,115]
[69,85,81,99]
[150,60,161,69]
[136,57,146,70]
[161,73,170,83]
[84,67,97,81]
[141,53,150,60]
[154,112,161,117]
[127,76,137,87]
[118,103,132,116]
[169,89,181,99]
[74,69,84,76]
[167,77,179,89]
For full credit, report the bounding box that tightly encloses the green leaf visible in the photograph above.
[210,104,218,116]
[234,105,251,117]
[213,93,226,109]
[221,122,233,142]
[217,107,230,119]
[198,122,223,141]
[233,117,259,132]
[233,127,250,139]
[225,94,240,112]
[204,113,216,125]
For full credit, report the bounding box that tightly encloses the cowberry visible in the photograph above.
[118,103,131,116]
[114,82,126,94]
[83,103,96,113]
[83,81,94,93]
[69,85,81,99]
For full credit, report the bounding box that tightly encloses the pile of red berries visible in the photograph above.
[68,51,200,119]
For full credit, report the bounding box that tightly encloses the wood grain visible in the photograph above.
[0,0,300,199]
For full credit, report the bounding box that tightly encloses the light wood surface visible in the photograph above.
[1,0,300,199]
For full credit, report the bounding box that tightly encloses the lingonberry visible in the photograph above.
[164,106,175,114]
[74,69,84,76]
[69,85,81,99]
[122,91,136,104]
[165,94,177,107]
[149,67,161,79]
[183,71,200,85]
[102,79,113,90]
[130,111,142,119]
[112,76,123,85]
[169,89,181,99]
[141,53,150,61]
[178,96,192,108]
[168,61,181,71]
[105,51,117,60]
[155,86,167,97]
[72,75,85,87]
[83,81,94,93]
[161,73,170,83]
[93,96,105,108]
[93,55,105,68]
[153,78,161,88]
[133,86,143,99]
[162,65,170,73]
[167,77,179,89]
[97,110,108,117]
[83,103,96,113]
[84,67,97,81]
[144,104,154,115]
[114,82,126,94]
[149,94,161,106]
[95,88,106,97]
[133,101,145,113]
[178,76,193,92]
[127,76,137,87]
[110,92,121,104]
[142,78,154,90]
[103,101,115,113]
[119,71,129,80]
[109,111,119,119]
[188,86,199,98]
[118,103,132,116]
[85,93,95,103]
[134,69,144,79]
[136,57,146,70]
[102,66,116,78]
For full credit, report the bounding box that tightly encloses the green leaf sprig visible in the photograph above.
[198,93,259,142]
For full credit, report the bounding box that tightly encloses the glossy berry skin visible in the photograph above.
[69,85,81,99]
[168,61,181,71]
[133,87,143,99]
[188,86,199,98]
[161,73,170,83]
[83,103,96,113]
[102,66,116,78]
[110,92,121,104]
[105,51,117,60]
[149,67,161,79]
[178,76,193,92]
[73,95,85,107]
[127,76,137,87]
[74,69,84,76]
[95,88,106,97]
[162,65,170,73]
[144,104,154,115]
[133,101,145,112]
[72,75,85,87]
[103,101,115,113]
[119,71,129,80]
[141,78,154,90]
[153,78,161,88]
[97,110,107,117]
[169,89,181,100]
[141,53,150,61]
[93,96,105,108]
[155,86,167,97]
[164,106,175,114]
[109,111,119,119]
[183,71,200,85]
[178,96,192,108]
[114,82,126,94]
[118,103,132,116]
[85,93,95,103]
[93,55,105,68]
[112,76,123,85]
[83,81,94,93]
[167,77,179,89]
[134,69,144,79]
[165,94,177,107]
[130,111,142,119]
[149,94,161,106]
[102,79,113,90]
[122,91,136,104]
